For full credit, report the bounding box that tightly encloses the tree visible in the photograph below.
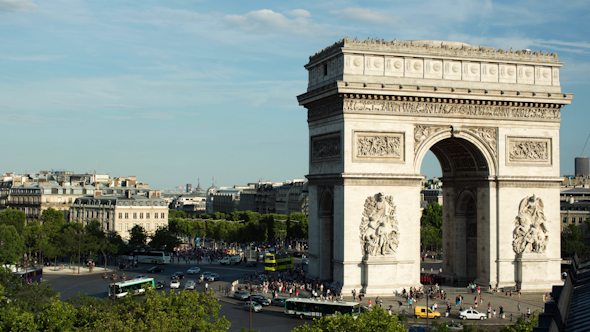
[40,208,66,227]
[291,306,406,332]
[0,208,26,234]
[128,225,148,251]
[0,224,25,265]
[288,213,309,239]
[149,226,181,251]
[420,202,443,253]
[497,314,539,332]
[561,223,588,258]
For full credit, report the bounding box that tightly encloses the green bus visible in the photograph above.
[264,253,293,271]
[285,298,361,320]
[108,277,155,299]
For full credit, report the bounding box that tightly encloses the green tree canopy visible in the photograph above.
[0,224,25,265]
[292,306,406,332]
[561,223,588,258]
[149,226,181,251]
[420,202,443,252]
[0,208,26,234]
[128,225,148,251]
[40,208,66,227]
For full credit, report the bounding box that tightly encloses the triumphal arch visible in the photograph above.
[297,38,573,294]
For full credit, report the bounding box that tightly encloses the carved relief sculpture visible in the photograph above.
[466,127,497,156]
[360,192,399,257]
[357,135,401,158]
[509,140,549,162]
[512,195,549,254]
[311,134,341,162]
[414,125,448,152]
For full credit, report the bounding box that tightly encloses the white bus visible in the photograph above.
[134,251,171,264]
[285,298,361,320]
[108,277,155,299]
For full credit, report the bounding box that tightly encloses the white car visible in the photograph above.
[184,280,196,290]
[206,273,219,281]
[170,279,181,289]
[243,301,263,313]
[187,267,201,275]
[458,309,487,320]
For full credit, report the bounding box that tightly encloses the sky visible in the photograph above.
[1,0,589,190]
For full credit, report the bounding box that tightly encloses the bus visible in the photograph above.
[13,267,43,284]
[134,251,171,264]
[108,277,155,299]
[264,253,293,271]
[285,298,361,319]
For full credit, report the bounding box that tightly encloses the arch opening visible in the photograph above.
[420,137,491,286]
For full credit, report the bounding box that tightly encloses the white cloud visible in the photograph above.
[286,9,311,18]
[0,0,36,12]
[223,9,328,36]
[329,7,398,25]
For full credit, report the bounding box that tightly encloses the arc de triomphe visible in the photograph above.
[297,38,573,294]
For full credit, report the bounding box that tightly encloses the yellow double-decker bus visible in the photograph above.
[264,253,294,271]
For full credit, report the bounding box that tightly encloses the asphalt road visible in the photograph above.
[44,259,311,332]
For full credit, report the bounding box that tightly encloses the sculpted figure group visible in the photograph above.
[360,192,399,257]
[512,195,549,254]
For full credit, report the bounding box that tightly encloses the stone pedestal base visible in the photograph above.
[516,253,554,292]
[358,256,419,296]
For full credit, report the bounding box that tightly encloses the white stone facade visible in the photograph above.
[298,38,572,295]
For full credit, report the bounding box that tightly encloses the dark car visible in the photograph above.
[250,294,271,306]
[271,297,287,307]
[245,261,258,267]
[171,272,184,279]
[156,280,166,289]
[147,266,164,273]
[293,251,303,257]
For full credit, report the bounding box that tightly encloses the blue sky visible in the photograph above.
[1,0,589,190]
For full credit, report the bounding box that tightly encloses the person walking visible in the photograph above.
[518,303,521,314]
[352,288,356,301]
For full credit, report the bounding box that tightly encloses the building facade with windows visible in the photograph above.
[70,190,168,240]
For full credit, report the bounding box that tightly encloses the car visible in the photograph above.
[234,291,250,301]
[245,261,258,267]
[293,251,303,257]
[170,279,180,289]
[250,294,271,306]
[187,267,201,275]
[171,272,184,279]
[458,309,487,320]
[271,297,288,307]
[133,274,149,279]
[414,306,441,319]
[206,273,219,281]
[243,301,262,313]
[184,280,196,290]
[147,266,164,273]
[302,258,309,265]
[155,280,166,289]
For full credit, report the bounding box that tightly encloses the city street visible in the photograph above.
[43,257,549,332]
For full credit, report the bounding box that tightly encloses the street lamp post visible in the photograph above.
[77,230,84,274]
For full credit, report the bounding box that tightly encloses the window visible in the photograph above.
[563,217,567,223]
[146,213,150,219]
[125,213,129,219]
[140,213,143,219]
[125,224,128,231]
[119,213,122,219]
[140,223,143,228]
[580,217,584,223]
[118,224,122,231]
[133,213,137,219]
[146,223,150,231]
[161,213,165,219]
[155,213,158,219]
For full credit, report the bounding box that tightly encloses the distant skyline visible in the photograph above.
[1,0,589,190]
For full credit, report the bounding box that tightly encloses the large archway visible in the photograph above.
[299,38,572,294]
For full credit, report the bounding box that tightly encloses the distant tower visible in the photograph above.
[575,157,589,177]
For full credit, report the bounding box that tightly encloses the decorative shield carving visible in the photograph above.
[512,195,549,254]
[359,193,399,257]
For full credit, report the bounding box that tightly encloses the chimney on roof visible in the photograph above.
[94,190,102,198]
[126,190,131,198]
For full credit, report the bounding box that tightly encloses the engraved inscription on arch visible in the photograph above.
[311,132,341,163]
[507,137,551,165]
[354,131,404,162]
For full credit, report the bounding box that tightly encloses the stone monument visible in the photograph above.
[297,38,573,294]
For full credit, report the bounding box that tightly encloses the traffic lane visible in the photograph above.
[44,273,113,300]
[219,302,311,332]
